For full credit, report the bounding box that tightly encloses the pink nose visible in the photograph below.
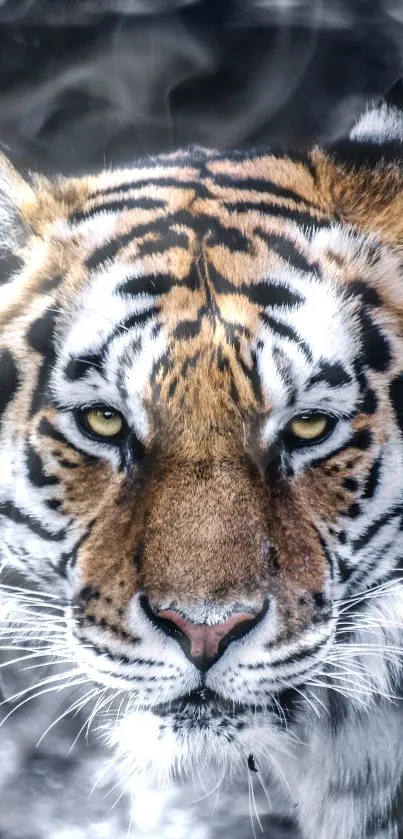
[157,608,258,670]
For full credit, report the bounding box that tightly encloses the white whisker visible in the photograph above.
[37,686,100,747]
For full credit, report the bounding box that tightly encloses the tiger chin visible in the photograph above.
[1,80,403,839]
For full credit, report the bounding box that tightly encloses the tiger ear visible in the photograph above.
[0,152,37,255]
[349,78,403,151]
[315,79,403,245]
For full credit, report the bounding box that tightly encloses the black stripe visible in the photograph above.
[114,307,160,333]
[263,638,327,668]
[149,351,172,384]
[256,229,317,274]
[363,455,382,500]
[117,272,197,298]
[0,349,20,419]
[223,202,331,229]
[0,500,66,542]
[65,306,160,382]
[352,504,403,553]
[84,205,324,275]
[359,385,378,415]
[46,498,62,511]
[211,173,320,206]
[82,208,257,272]
[57,524,93,578]
[26,308,58,355]
[85,227,140,271]
[315,527,334,571]
[65,353,104,382]
[337,557,352,582]
[390,373,403,436]
[206,266,304,309]
[344,280,382,308]
[360,310,391,373]
[307,428,373,471]
[173,319,202,341]
[223,268,303,308]
[272,346,297,406]
[88,171,320,211]
[85,210,201,271]
[26,443,59,488]
[38,417,71,446]
[58,458,79,469]
[181,351,201,377]
[306,361,352,390]
[29,355,56,416]
[73,640,148,665]
[91,177,206,200]
[137,230,189,257]
[26,309,58,417]
[326,684,349,735]
[237,349,264,405]
[206,224,251,252]
[330,138,403,169]
[69,196,166,225]
[346,539,400,595]
[38,416,97,464]
[261,312,313,362]
[72,642,155,674]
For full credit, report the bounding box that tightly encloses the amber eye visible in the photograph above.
[78,406,124,441]
[286,412,336,446]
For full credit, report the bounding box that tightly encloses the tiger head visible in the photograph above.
[1,86,403,783]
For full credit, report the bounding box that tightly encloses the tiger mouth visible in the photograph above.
[151,688,251,718]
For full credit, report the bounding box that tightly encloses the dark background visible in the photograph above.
[0,1,402,836]
[0,0,402,174]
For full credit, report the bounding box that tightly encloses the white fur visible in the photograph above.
[350,102,403,146]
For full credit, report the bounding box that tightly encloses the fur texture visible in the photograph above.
[1,86,403,838]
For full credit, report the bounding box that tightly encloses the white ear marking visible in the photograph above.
[350,102,403,146]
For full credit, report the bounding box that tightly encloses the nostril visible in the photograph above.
[158,609,257,664]
[140,595,270,671]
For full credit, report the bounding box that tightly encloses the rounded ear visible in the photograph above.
[348,77,403,152]
[313,79,403,245]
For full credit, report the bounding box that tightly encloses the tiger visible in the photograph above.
[1,78,403,839]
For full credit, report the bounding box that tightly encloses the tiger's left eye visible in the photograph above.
[78,407,124,441]
[286,412,337,446]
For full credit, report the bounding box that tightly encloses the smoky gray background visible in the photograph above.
[0,1,402,837]
[0,0,402,173]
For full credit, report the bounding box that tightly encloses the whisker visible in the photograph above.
[69,690,110,753]
[37,686,101,747]
[248,772,259,839]
[0,676,88,728]
[0,583,61,601]
[249,765,264,835]
[1,667,83,707]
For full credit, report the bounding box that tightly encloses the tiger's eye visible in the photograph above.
[84,408,123,438]
[289,413,329,442]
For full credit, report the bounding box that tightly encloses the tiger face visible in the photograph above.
[1,93,403,789]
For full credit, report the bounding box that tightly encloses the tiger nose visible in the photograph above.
[140,596,269,671]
